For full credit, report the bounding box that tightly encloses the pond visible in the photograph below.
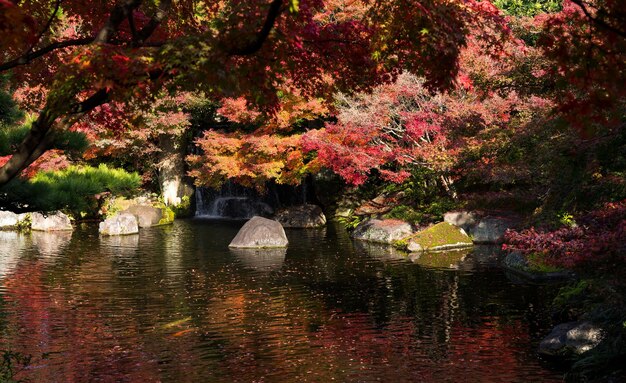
[0,220,563,382]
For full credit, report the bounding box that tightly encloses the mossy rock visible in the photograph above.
[105,196,175,227]
[404,222,473,252]
[503,251,574,283]
[158,206,176,226]
[171,195,193,218]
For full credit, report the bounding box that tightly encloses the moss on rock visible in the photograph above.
[405,222,473,252]
[158,206,176,226]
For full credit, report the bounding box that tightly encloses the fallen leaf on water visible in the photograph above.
[161,317,192,329]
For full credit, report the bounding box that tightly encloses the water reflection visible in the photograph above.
[230,247,287,271]
[99,233,140,249]
[0,231,28,278]
[31,230,73,256]
[0,221,563,382]
[353,240,406,261]
[409,248,471,269]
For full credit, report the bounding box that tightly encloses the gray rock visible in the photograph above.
[503,251,529,270]
[31,212,73,231]
[229,216,288,248]
[406,241,423,252]
[472,216,517,244]
[122,205,164,227]
[405,222,473,252]
[275,204,327,228]
[0,211,19,229]
[352,219,413,244]
[539,321,604,357]
[99,213,139,236]
[334,207,353,218]
[444,211,479,234]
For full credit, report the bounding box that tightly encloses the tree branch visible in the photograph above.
[0,110,56,185]
[570,0,626,39]
[0,37,93,72]
[0,0,172,72]
[0,0,159,186]
[134,0,172,45]
[95,0,143,43]
[128,12,139,44]
[226,0,284,55]
[26,0,63,56]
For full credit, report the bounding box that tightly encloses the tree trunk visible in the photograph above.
[158,134,194,206]
[0,111,56,186]
[440,175,458,200]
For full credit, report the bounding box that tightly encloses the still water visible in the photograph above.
[0,220,563,382]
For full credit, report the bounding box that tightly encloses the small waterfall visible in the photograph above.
[195,182,273,219]
[195,178,316,219]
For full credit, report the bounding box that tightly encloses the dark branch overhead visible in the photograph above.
[570,0,626,38]
[225,0,284,55]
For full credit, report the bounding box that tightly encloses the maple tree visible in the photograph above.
[0,0,506,187]
[504,200,626,270]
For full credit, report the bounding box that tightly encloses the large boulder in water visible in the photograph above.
[275,204,326,228]
[539,321,604,357]
[470,216,519,243]
[0,211,20,230]
[99,213,139,236]
[443,211,479,234]
[122,205,171,227]
[229,216,288,248]
[406,222,473,252]
[31,212,73,231]
[443,211,519,244]
[352,219,413,244]
[472,216,518,244]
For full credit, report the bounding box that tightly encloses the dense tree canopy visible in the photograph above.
[0,0,508,185]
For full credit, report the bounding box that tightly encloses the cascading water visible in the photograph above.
[195,179,314,219]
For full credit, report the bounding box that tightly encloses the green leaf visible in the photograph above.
[288,0,299,13]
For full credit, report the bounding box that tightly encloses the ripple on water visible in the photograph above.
[0,220,564,382]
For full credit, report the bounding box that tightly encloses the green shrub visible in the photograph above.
[526,252,564,273]
[384,205,423,224]
[171,195,193,218]
[0,124,30,156]
[336,215,363,231]
[494,0,561,16]
[0,164,141,217]
[0,86,23,128]
[1,118,88,157]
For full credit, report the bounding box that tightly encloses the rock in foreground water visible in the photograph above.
[352,219,413,244]
[99,213,139,236]
[472,216,518,244]
[31,212,73,231]
[539,321,604,357]
[229,216,288,248]
[406,222,473,252]
[122,205,171,227]
[0,211,20,230]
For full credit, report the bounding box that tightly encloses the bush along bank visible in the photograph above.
[502,201,626,381]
